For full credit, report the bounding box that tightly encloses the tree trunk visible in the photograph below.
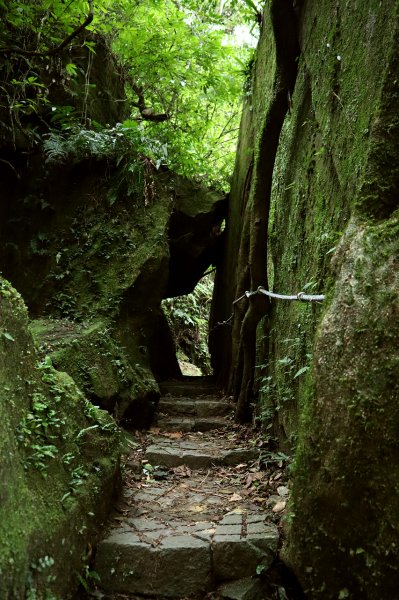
[234,0,300,422]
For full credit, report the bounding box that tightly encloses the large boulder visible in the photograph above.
[30,318,160,428]
[283,216,399,598]
[1,151,225,423]
[210,0,399,596]
[0,277,121,598]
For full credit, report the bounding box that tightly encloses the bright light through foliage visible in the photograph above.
[102,0,259,189]
[0,0,261,189]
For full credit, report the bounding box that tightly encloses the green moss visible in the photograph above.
[44,181,172,320]
[213,0,399,596]
[30,318,159,425]
[253,0,398,447]
[0,278,121,599]
[283,216,399,598]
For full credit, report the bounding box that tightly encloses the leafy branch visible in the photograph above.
[0,0,94,57]
[130,81,170,122]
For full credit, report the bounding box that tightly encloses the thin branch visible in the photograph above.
[216,110,239,141]
[131,81,170,122]
[0,0,94,57]
[0,159,20,179]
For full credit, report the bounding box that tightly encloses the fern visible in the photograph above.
[43,125,157,207]
[43,132,69,164]
[43,129,112,164]
[43,124,143,164]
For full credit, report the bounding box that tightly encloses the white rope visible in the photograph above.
[246,286,325,302]
[213,285,324,329]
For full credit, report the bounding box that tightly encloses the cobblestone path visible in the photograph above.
[94,379,288,600]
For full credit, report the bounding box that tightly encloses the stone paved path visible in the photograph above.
[94,379,288,600]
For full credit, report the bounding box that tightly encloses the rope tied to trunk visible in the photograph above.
[246,286,325,303]
[214,286,325,329]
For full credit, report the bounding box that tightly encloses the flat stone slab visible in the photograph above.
[145,438,259,469]
[96,510,278,597]
[96,528,212,597]
[156,416,228,433]
[218,577,266,600]
[158,397,233,418]
[159,379,219,397]
[212,513,278,580]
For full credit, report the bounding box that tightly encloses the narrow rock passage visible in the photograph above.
[94,379,288,600]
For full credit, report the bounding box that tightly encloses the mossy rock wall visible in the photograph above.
[284,216,399,598]
[1,146,224,422]
[212,0,399,596]
[0,27,225,424]
[0,278,121,599]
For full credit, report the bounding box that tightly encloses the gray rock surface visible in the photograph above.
[156,415,228,432]
[145,438,258,469]
[213,513,278,580]
[218,577,266,600]
[94,381,280,598]
[158,397,233,417]
[95,530,212,597]
[96,508,278,596]
[159,379,219,397]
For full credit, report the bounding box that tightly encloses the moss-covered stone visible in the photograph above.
[0,277,121,599]
[211,0,399,595]
[30,318,160,427]
[1,143,225,419]
[283,215,399,597]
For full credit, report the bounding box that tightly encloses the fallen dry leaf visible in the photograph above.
[190,504,206,513]
[163,431,183,439]
[272,500,287,513]
[225,507,244,515]
[229,493,243,502]
[173,465,192,477]
[252,496,267,504]
[245,472,264,488]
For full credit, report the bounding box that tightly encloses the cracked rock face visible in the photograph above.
[5,156,225,425]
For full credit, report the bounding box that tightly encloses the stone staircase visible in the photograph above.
[94,378,281,600]
[156,379,231,432]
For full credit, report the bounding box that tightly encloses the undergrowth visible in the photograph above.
[162,274,214,374]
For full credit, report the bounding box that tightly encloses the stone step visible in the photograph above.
[160,378,220,397]
[218,576,267,600]
[158,397,233,418]
[156,415,228,433]
[145,437,259,469]
[94,407,282,599]
[95,497,279,598]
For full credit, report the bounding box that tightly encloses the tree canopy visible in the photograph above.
[0,0,260,188]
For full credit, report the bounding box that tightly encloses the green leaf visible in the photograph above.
[293,366,309,379]
[65,63,78,77]
[83,40,96,53]
[256,564,266,575]
[2,332,15,342]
